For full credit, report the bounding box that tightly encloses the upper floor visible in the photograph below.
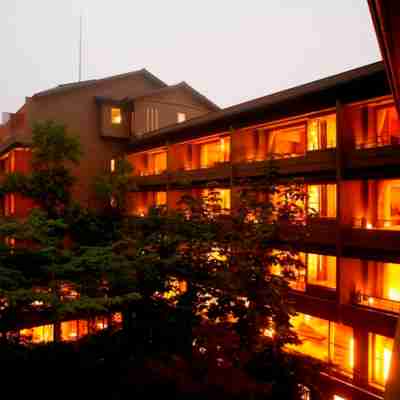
[126,94,400,186]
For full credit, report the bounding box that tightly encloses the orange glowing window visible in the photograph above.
[112,312,123,324]
[329,323,354,377]
[200,137,230,168]
[307,254,336,290]
[268,125,306,158]
[149,151,167,175]
[110,159,116,172]
[155,191,167,206]
[369,333,393,388]
[20,324,54,344]
[111,108,122,125]
[60,320,89,342]
[376,105,400,146]
[383,263,400,302]
[203,188,231,212]
[288,313,329,362]
[94,317,108,332]
[307,184,336,218]
[270,250,306,292]
[307,114,336,151]
[288,314,354,377]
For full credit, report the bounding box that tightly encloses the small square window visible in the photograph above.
[177,112,186,123]
[111,108,122,124]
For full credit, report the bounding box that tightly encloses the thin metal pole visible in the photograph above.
[79,14,82,82]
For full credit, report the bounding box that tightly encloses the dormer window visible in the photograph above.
[177,112,186,123]
[111,108,122,124]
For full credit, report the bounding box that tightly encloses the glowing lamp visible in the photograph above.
[366,223,373,229]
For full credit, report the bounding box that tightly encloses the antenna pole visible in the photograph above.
[79,14,83,82]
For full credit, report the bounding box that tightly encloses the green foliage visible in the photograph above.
[0,120,82,217]
[31,120,82,168]
[93,157,135,214]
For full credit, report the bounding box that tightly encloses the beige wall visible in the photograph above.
[134,87,213,136]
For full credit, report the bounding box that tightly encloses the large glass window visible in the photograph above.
[307,254,337,290]
[200,137,230,168]
[270,250,306,292]
[376,105,400,146]
[329,323,354,377]
[19,324,54,344]
[308,184,336,218]
[369,333,393,388]
[307,114,336,151]
[61,320,89,342]
[149,151,167,175]
[289,313,354,377]
[268,125,306,158]
[155,191,167,207]
[203,188,231,212]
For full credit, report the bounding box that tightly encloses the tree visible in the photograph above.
[93,157,136,216]
[0,120,82,217]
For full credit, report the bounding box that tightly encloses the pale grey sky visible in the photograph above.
[0,0,381,113]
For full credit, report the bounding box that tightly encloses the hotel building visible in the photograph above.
[0,69,219,215]
[124,61,400,400]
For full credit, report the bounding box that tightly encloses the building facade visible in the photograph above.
[0,70,219,215]
[125,61,400,400]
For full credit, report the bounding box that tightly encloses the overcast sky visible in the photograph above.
[0,0,381,113]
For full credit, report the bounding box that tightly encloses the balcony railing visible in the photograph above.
[352,218,400,230]
[354,292,400,314]
[355,132,400,150]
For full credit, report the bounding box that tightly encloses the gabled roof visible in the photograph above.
[33,68,167,98]
[131,82,220,111]
[129,61,387,150]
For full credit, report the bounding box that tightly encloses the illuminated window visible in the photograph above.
[289,313,329,362]
[10,194,15,215]
[307,254,336,289]
[203,188,231,212]
[289,314,354,377]
[93,316,108,332]
[151,151,167,175]
[61,320,89,342]
[200,137,230,168]
[383,263,400,301]
[329,323,354,377]
[268,124,306,158]
[299,385,311,400]
[111,108,122,124]
[270,250,306,292]
[110,159,116,172]
[369,333,393,388]
[376,179,400,229]
[177,112,186,123]
[376,105,400,146]
[307,114,336,151]
[308,184,336,218]
[20,324,54,344]
[333,396,347,400]
[155,191,167,206]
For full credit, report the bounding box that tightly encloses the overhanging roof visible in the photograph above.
[368,0,400,114]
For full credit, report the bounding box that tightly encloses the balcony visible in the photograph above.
[353,292,400,315]
[172,162,232,186]
[342,227,400,254]
[346,145,400,177]
[234,149,336,179]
